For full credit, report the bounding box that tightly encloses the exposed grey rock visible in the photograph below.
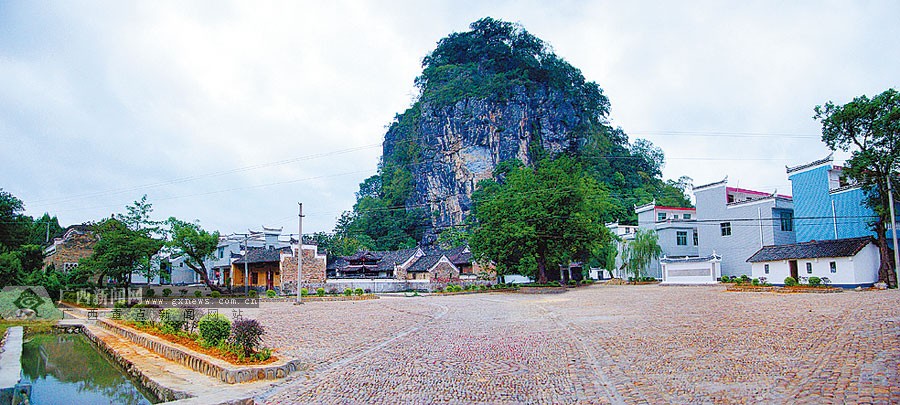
[384,87,591,240]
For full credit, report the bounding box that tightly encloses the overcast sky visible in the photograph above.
[2,1,899,235]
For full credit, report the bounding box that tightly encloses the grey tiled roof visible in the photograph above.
[746,237,874,263]
[233,246,291,264]
[407,254,443,273]
[377,248,419,272]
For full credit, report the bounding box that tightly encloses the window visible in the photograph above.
[693,231,699,246]
[720,222,732,237]
[673,214,679,220]
[218,247,225,259]
[780,212,793,232]
[830,261,837,273]
[63,262,79,273]
[806,262,813,274]
[728,194,735,203]
[676,231,687,246]
[657,212,666,221]
[683,213,692,220]
[764,264,770,274]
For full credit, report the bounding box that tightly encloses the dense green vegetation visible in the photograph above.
[0,189,65,294]
[322,17,692,259]
[468,157,612,283]
[815,88,900,287]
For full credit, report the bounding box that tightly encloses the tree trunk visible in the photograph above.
[875,219,898,288]
[536,255,548,284]
[186,262,223,293]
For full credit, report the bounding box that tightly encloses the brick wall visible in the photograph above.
[44,232,97,270]
[430,261,459,280]
[280,245,326,292]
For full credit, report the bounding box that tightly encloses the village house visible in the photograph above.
[747,236,880,288]
[329,245,490,282]
[635,203,699,279]
[42,224,97,273]
[223,227,327,293]
[694,178,795,277]
[787,154,884,242]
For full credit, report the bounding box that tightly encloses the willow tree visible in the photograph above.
[625,228,662,281]
[815,88,900,287]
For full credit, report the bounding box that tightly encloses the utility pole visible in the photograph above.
[45,221,50,244]
[295,203,304,305]
[887,176,900,287]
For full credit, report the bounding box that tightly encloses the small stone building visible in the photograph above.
[43,225,97,273]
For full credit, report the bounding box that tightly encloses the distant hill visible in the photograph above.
[336,17,690,250]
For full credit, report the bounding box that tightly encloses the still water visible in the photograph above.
[20,333,159,405]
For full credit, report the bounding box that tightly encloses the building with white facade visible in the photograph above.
[635,203,699,279]
[694,178,795,278]
[747,236,880,288]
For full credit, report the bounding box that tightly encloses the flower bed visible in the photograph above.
[725,284,777,292]
[114,320,277,365]
[776,286,843,294]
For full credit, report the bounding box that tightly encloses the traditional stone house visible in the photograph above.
[279,242,327,293]
[329,245,490,282]
[43,225,97,273]
[747,236,880,287]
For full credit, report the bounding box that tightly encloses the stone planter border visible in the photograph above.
[281,294,379,302]
[433,288,517,296]
[96,318,304,384]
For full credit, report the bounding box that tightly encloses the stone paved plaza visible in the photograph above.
[244,285,900,404]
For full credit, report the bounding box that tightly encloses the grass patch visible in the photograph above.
[0,320,59,337]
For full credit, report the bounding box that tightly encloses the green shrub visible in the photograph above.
[808,276,822,287]
[740,275,750,283]
[194,290,203,298]
[266,289,277,298]
[144,288,156,298]
[343,288,353,296]
[784,276,798,286]
[354,288,364,296]
[159,308,185,332]
[720,276,730,283]
[229,319,266,357]
[316,287,325,297]
[248,290,258,298]
[567,280,577,285]
[435,287,444,293]
[198,313,231,346]
[162,288,172,297]
[210,291,221,298]
[179,289,188,296]
[300,288,309,296]
[751,278,760,286]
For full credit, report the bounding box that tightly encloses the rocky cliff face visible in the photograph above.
[383,86,588,234]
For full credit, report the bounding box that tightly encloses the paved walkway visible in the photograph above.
[250,286,900,404]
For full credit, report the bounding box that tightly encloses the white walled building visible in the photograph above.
[660,255,721,285]
[746,237,880,288]
[694,178,795,278]
[635,204,699,279]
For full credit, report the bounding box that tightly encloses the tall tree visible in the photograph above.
[0,189,31,251]
[815,88,900,287]
[166,218,221,292]
[624,228,662,281]
[469,157,613,283]
[78,217,163,289]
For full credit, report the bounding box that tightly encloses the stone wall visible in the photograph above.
[44,232,97,270]
[280,245,326,293]
[431,261,459,280]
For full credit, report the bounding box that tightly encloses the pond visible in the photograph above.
[20,333,160,405]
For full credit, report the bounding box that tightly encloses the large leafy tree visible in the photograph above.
[624,229,662,281]
[815,88,900,287]
[78,217,163,290]
[0,189,31,252]
[469,157,614,283]
[166,218,221,292]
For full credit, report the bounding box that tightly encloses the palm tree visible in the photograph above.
[626,229,662,281]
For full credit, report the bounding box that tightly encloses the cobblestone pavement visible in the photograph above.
[249,286,900,404]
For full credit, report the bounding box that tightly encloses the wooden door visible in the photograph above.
[789,260,799,280]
